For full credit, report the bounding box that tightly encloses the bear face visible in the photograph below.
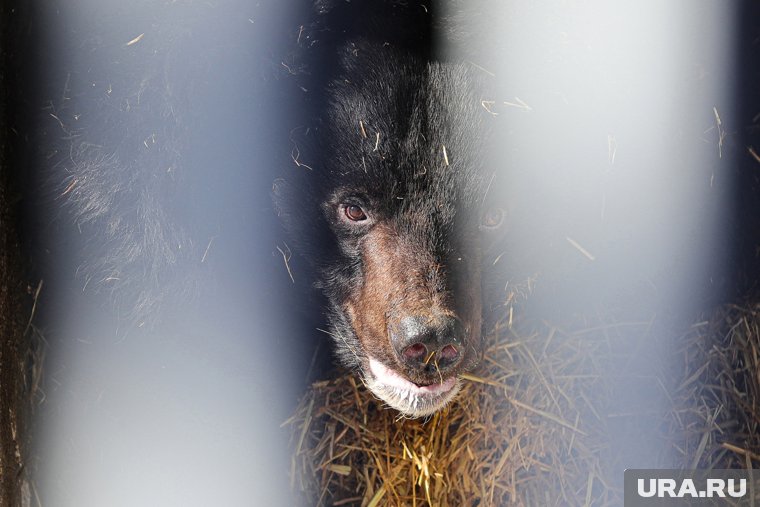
[275,42,504,417]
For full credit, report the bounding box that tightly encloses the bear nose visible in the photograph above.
[390,315,464,372]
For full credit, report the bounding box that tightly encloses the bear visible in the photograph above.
[35,0,510,420]
[274,21,508,416]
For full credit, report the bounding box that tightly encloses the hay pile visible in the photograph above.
[667,304,760,469]
[286,304,760,505]
[285,314,657,506]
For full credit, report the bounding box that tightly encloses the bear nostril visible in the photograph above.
[440,344,458,361]
[403,343,427,362]
[391,315,465,371]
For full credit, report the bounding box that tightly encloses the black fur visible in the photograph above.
[278,42,493,363]
[274,1,508,414]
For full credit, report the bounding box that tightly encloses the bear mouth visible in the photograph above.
[364,357,461,418]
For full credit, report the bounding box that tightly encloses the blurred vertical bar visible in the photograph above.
[27,1,313,506]
[439,0,739,470]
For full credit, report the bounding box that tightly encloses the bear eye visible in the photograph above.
[344,204,368,222]
[481,207,505,230]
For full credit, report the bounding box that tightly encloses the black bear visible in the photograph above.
[36,0,509,420]
[274,4,507,417]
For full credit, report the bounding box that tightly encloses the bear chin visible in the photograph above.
[364,358,462,418]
